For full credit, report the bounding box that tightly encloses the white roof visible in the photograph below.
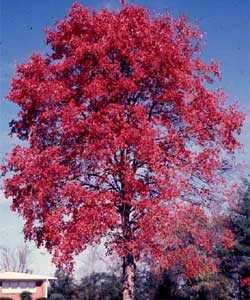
[0,272,56,280]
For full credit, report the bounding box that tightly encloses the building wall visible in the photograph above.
[0,281,47,300]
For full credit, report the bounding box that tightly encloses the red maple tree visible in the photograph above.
[2,3,244,299]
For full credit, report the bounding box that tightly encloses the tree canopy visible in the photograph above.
[2,2,244,299]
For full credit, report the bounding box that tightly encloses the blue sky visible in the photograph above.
[0,0,249,275]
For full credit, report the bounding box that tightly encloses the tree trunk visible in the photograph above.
[123,254,136,300]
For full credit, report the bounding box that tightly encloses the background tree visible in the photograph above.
[48,269,77,300]
[232,179,250,299]
[77,244,122,277]
[77,272,122,300]
[2,2,244,299]
[219,179,250,299]
[185,178,250,300]
[0,244,32,273]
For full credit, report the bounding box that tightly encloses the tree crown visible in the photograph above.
[2,3,244,274]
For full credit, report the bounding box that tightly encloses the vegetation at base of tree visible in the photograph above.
[20,291,32,300]
[48,269,77,300]
[48,267,249,300]
[48,294,64,300]
[49,293,64,300]
[77,272,122,300]
[190,273,233,300]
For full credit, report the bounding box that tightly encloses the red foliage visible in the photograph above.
[241,277,250,287]
[2,3,244,274]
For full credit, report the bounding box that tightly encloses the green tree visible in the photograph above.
[226,179,250,299]
[77,272,122,300]
[190,179,250,300]
[49,269,77,300]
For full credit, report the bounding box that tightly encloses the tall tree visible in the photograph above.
[2,2,244,299]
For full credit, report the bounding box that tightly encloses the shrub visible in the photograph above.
[20,291,32,300]
[49,294,65,300]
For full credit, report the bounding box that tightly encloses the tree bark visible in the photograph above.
[123,254,136,300]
